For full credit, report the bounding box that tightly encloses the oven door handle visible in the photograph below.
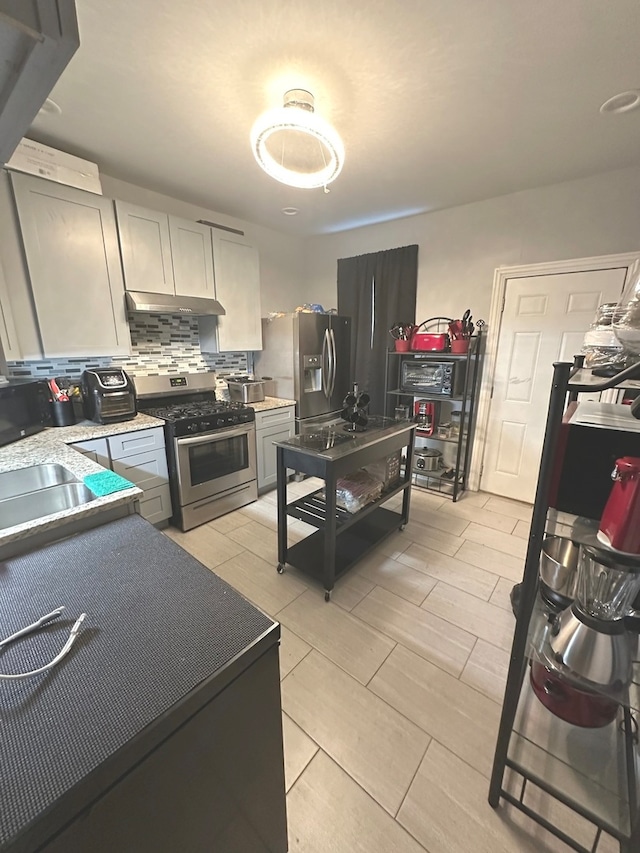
[175,425,254,448]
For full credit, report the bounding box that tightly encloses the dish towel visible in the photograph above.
[84,471,135,496]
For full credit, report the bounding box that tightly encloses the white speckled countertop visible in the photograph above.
[0,402,294,554]
[250,396,296,412]
[0,414,163,553]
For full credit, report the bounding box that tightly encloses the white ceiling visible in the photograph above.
[29,0,640,237]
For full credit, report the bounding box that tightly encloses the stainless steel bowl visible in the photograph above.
[539,537,580,607]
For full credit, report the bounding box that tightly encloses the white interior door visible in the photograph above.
[481,268,627,502]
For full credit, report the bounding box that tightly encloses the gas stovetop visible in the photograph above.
[132,373,255,437]
[143,400,250,423]
[139,399,255,437]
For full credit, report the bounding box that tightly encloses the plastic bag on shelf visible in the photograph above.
[321,469,383,514]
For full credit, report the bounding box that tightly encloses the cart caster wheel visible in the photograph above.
[399,524,406,532]
[324,591,331,602]
[277,563,285,574]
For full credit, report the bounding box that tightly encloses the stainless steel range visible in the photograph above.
[133,374,257,531]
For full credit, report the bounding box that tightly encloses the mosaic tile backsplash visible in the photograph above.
[6,314,248,381]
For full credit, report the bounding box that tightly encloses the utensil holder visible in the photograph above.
[50,400,76,427]
[450,338,469,354]
[394,339,411,352]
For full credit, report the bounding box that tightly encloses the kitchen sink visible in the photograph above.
[0,483,94,531]
[0,464,78,500]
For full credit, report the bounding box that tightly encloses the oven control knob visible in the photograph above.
[201,421,211,430]
[230,415,239,424]
[187,423,198,432]
[216,418,225,427]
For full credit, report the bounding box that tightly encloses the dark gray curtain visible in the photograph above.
[337,245,418,416]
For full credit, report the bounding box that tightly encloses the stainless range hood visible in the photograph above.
[125,291,226,316]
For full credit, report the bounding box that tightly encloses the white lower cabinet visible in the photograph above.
[255,407,295,492]
[71,426,172,524]
[70,437,110,468]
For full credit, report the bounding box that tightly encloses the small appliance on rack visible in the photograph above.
[81,368,136,425]
[548,545,640,683]
[401,358,466,397]
[414,400,436,435]
[133,373,257,531]
[410,317,451,352]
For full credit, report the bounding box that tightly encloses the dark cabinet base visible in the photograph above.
[39,646,287,853]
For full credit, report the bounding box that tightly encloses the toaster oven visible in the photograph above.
[401,359,466,397]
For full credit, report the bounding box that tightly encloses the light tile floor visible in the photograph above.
[164,483,618,853]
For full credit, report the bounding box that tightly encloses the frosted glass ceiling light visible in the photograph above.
[251,89,344,190]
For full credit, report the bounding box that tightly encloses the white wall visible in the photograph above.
[99,174,307,315]
[302,165,640,325]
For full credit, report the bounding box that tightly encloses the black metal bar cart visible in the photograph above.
[489,359,640,853]
[273,419,415,601]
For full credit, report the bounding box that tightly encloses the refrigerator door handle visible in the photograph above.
[322,328,331,400]
[329,328,337,398]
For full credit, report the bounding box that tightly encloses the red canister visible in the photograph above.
[597,457,640,555]
[410,317,452,352]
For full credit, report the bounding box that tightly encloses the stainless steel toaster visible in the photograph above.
[81,368,137,424]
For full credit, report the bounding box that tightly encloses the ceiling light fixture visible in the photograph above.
[37,97,62,117]
[281,207,299,215]
[600,90,640,114]
[251,89,344,190]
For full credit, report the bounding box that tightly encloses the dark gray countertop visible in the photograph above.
[275,416,415,460]
[0,514,277,853]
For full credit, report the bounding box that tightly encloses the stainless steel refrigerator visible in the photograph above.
[254,313,351,426]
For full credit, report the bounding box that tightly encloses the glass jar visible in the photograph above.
[450,410,461,437]
[613,272,640,355]
[582,302,624,367]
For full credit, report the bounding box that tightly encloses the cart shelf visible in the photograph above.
[546,510,640,566]
[386,388,465,402]
[285,481,407,533]
[415,432,467,444]
[507,675,638,844]
[283,507,403,583]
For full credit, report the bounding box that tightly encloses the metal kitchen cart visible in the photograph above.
[384,327,484,501]
[273,419,415,601]
[489,358,640,853]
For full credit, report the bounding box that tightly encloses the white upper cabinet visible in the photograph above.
[115,202,217,300]
[10,172,130,358]
[0,253,21,360]
[200,232,262,352]
[169,216,215,298]
[115,200,175,295]
[0,1,79,166]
